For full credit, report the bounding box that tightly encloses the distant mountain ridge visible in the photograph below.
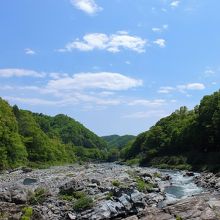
[102,134,135,149]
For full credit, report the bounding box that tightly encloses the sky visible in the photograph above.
[0,0,220,136]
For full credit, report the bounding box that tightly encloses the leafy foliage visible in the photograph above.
[73,193,94,211]
[0,99,27,169]
[0,98,108,169]
[28,187,49,205]
[102,135,135,149]
[123,90,220,172]
[21,207,33,220]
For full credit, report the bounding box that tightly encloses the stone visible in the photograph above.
[184,172,195,177]
[138,207,174,220]
[10,185,31,204]
[130,190,146,207]
[123,215,139,220]
[22,167,33,173]
[59,179,84,194]
[118,194,132,210]
[68,212,77,219]
[91,179,101,186]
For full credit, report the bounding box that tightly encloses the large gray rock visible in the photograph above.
[0,202,23,220]
[0,185,32,204]
[137,207,175,220]
[59,179,84,194]
[130,190,147,207]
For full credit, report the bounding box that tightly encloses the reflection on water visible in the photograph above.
[23,178,37,185]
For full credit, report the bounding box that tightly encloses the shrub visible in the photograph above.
[28,187,49,205]
[73,195,93,211]
[153,172,162,178]
[136,178,154,192]
[106,192,114,200]
[111,180,121,187]
[21,207,33,220]
[125,158,140,166]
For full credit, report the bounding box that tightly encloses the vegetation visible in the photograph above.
[102,135,135,149]
[1,89,220,172]
[73,193,94,211]
[122,90,220,172]
[106,192,114,200]
[136,178,154,192]
[21,207,33,220]
[0,97,108,170]
[102,135,135,162]
[28,187,49,205]
[0,99,27,169]
[111,180,121,187]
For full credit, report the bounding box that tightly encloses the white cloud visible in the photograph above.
[3,96,72,106]
[47,72,143,91]
[125,61,131,65]
[177,83,205,91]
[158,86,175,94]
[128,99,166,107]
[70,0,102,15]
[158,83,205,94]
[49,72,69,79]
[59,32,147,53]
[152,24,168,33]
[0,68,45,78]
[153,39,166,48]
[170,1,180,8]
[1,69,144,108]
[204,69,215,77]
[24,48,36,55]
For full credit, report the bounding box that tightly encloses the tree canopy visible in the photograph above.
[123,90,220,172]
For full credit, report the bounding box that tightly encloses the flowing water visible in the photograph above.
[162,170,203,203]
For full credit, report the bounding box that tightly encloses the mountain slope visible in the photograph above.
[0,97,107,169]
[102,135,135,149]
[33,113,107,149]
[123,90,220,172]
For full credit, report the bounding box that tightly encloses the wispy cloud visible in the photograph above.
[1,70,143,107]
[158,86,175,94]
[170,1,180,8]
[153,39,166,48]
[177,83,205,91]
[152,24,168,33]
[158,83,205,94]
[0,68,45,78]
[3,96,71,106]
[58,32,147,53]
[204,68,216,77]
[47,72,143,91]
[24,48,36,55]
[70,0,102,15]
[128,99,166,107]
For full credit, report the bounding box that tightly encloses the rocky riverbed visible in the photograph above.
[0,163,220,220]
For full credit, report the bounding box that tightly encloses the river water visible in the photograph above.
[161,170,203,204]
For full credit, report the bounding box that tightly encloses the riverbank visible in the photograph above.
[0,163,220,219]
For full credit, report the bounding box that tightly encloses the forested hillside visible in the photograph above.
[0,98,107,170]
[123,90,220,172]
[102,135,135,149]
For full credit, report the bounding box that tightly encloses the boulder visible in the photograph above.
[59,179,84,194]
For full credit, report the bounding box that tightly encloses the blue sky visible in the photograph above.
[0,0,220,136]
